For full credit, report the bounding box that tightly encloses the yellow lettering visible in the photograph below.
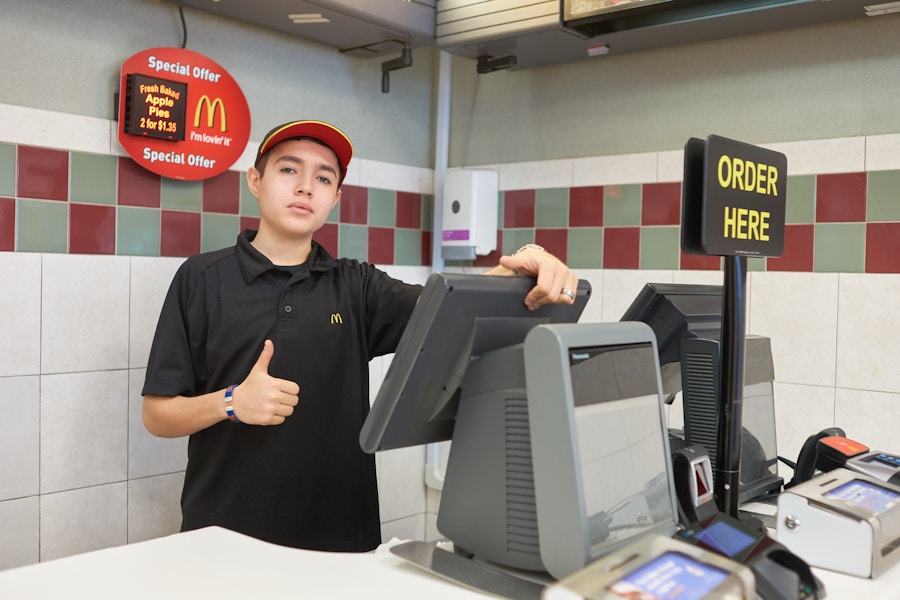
[736,208,748,239]
[743,161,756,194]
[724,206,737,238]
[756,164,767,194]
[717,154,780,197]
[767,166,778,196]
[759,211,770,240]
[718,155,731,189]
[732,158,745,191]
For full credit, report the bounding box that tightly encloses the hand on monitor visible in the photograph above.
[488,244,578,310]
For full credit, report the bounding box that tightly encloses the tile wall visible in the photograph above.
[3,104,900,570]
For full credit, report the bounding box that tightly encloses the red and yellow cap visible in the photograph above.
[255,120,353,184]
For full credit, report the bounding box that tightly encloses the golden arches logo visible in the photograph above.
[194,95,226,131]
[330,313,343,324]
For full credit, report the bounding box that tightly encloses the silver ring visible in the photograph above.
[561,288,575,300]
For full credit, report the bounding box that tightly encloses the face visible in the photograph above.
[247,139,342,241]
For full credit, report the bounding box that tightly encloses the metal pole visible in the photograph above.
[715,254,747,517]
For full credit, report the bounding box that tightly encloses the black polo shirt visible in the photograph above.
[142,230,422,551]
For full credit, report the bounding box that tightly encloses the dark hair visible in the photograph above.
[255,136,340,177]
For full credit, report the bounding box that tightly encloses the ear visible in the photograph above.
[246,167,261,198]
[331,188,342,210]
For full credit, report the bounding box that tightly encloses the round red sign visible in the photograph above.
[117,47,251,180]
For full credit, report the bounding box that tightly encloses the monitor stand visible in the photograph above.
[389,540,550,600]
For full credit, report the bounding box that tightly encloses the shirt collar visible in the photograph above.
[235,230,339,284]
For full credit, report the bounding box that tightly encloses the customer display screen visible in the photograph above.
[569,342,674,548]
[608,551,728,600]
[692,519,757,562]
[824,480,900,517]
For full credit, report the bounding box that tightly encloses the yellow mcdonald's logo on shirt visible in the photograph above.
[194,95,226,131]
[330,313,343,324]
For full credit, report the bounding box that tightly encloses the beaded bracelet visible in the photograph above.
[224,384,241,423]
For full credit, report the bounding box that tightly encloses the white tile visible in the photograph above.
[425,512,442,542]
[377,265,432,286]
[129,256,185,369]
[41,370,128,493]
[0,496,39,570]
[499,159,573,191]
[0,253,41,377]
[0,103,110,154]
[128,473,185,544]
[572,152,658,187]
[749,272,839,387]
[672,270,725,286]
[128,369,188,479]
[836,274,900,393]
[657,150,685,183]
[380,514,425,544]
[866,133,900,172]
[772,382,836,474]
[834,388,900,453]
[764,137,865,176]
[600,269,675,323]
[40,483,127,562]
[377,445,427,523]
[357,159,428,194]
[0,376,40,501]
[41,255,130,374]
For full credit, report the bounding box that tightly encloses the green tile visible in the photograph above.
[640,226,680,270]
[604,184,641,226]
[785,175,815,224]
[17,199,67,253]
[567,228,603,268]
[327,201,340,223]
[239,173,259,217]
[202,213,239,253]
[422,194,434,231]
[747,257,767,272]
[502,228,535,255]
[0,143,15,197]
[339,224,367,262]
[161,178,202,211]
[535,188,568,228]
[867,170,900,222]
[368,188,395,227]
[70,152,117,205]
[814,223,865,273]
[117,206,160,256]
[394,229,421,266]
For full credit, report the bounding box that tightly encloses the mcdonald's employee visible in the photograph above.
[141,120,578,552]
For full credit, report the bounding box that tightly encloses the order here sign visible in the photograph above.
[681,135,787,258]
[117,47,250,180]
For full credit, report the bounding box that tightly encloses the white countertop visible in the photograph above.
[1,525,898,599]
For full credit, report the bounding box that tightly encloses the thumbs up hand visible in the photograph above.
[231,340,300,425]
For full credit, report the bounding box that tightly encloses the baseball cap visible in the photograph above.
[255,120,353,184]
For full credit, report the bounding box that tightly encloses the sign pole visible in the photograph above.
[716,254,747,517]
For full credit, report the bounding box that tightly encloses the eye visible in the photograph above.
[280,166,297,174]
[317,175,333,185]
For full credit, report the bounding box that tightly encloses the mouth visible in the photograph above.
[288,202,313,215]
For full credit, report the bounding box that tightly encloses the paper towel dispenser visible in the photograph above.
[441,168,498,261]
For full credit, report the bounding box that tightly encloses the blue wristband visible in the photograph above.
[224,384,240,423]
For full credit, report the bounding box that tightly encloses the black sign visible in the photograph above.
[122,73,187,142]
[682,135,786,258]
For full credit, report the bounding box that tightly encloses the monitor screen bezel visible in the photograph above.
[523,321,678,580]
[360,272,592,453]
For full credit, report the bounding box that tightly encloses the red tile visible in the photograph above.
[866,222,900,273]
[767,224,814,272]
[339,185,367,225]
[680,252,722,271]
[160,210,201,257]
[240,216,260,233]
[816,172,866,223]
[314,222,338,256]
[368,227,394,264]
[421,230,432,266]
[17,146,68,201]
[69,203,115,255]
[569,186,604,227]
[118,157,161,208]
[473,230,503,267]
[504,189,535,228]
[642,182,681,226]
[396,192,422,229]
[202,170,240,214]
[535,228,568,264]
[0,197,14,251]
[603,227,640,269]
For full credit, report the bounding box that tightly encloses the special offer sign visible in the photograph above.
[117,47,250,180]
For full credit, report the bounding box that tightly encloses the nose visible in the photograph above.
[294,170,314,195]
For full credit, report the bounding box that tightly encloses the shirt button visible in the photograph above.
[284,305,292,313]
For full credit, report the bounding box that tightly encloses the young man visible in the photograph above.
[142,120,579,552]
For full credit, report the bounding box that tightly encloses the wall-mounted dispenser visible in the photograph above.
[441,168,498,260]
